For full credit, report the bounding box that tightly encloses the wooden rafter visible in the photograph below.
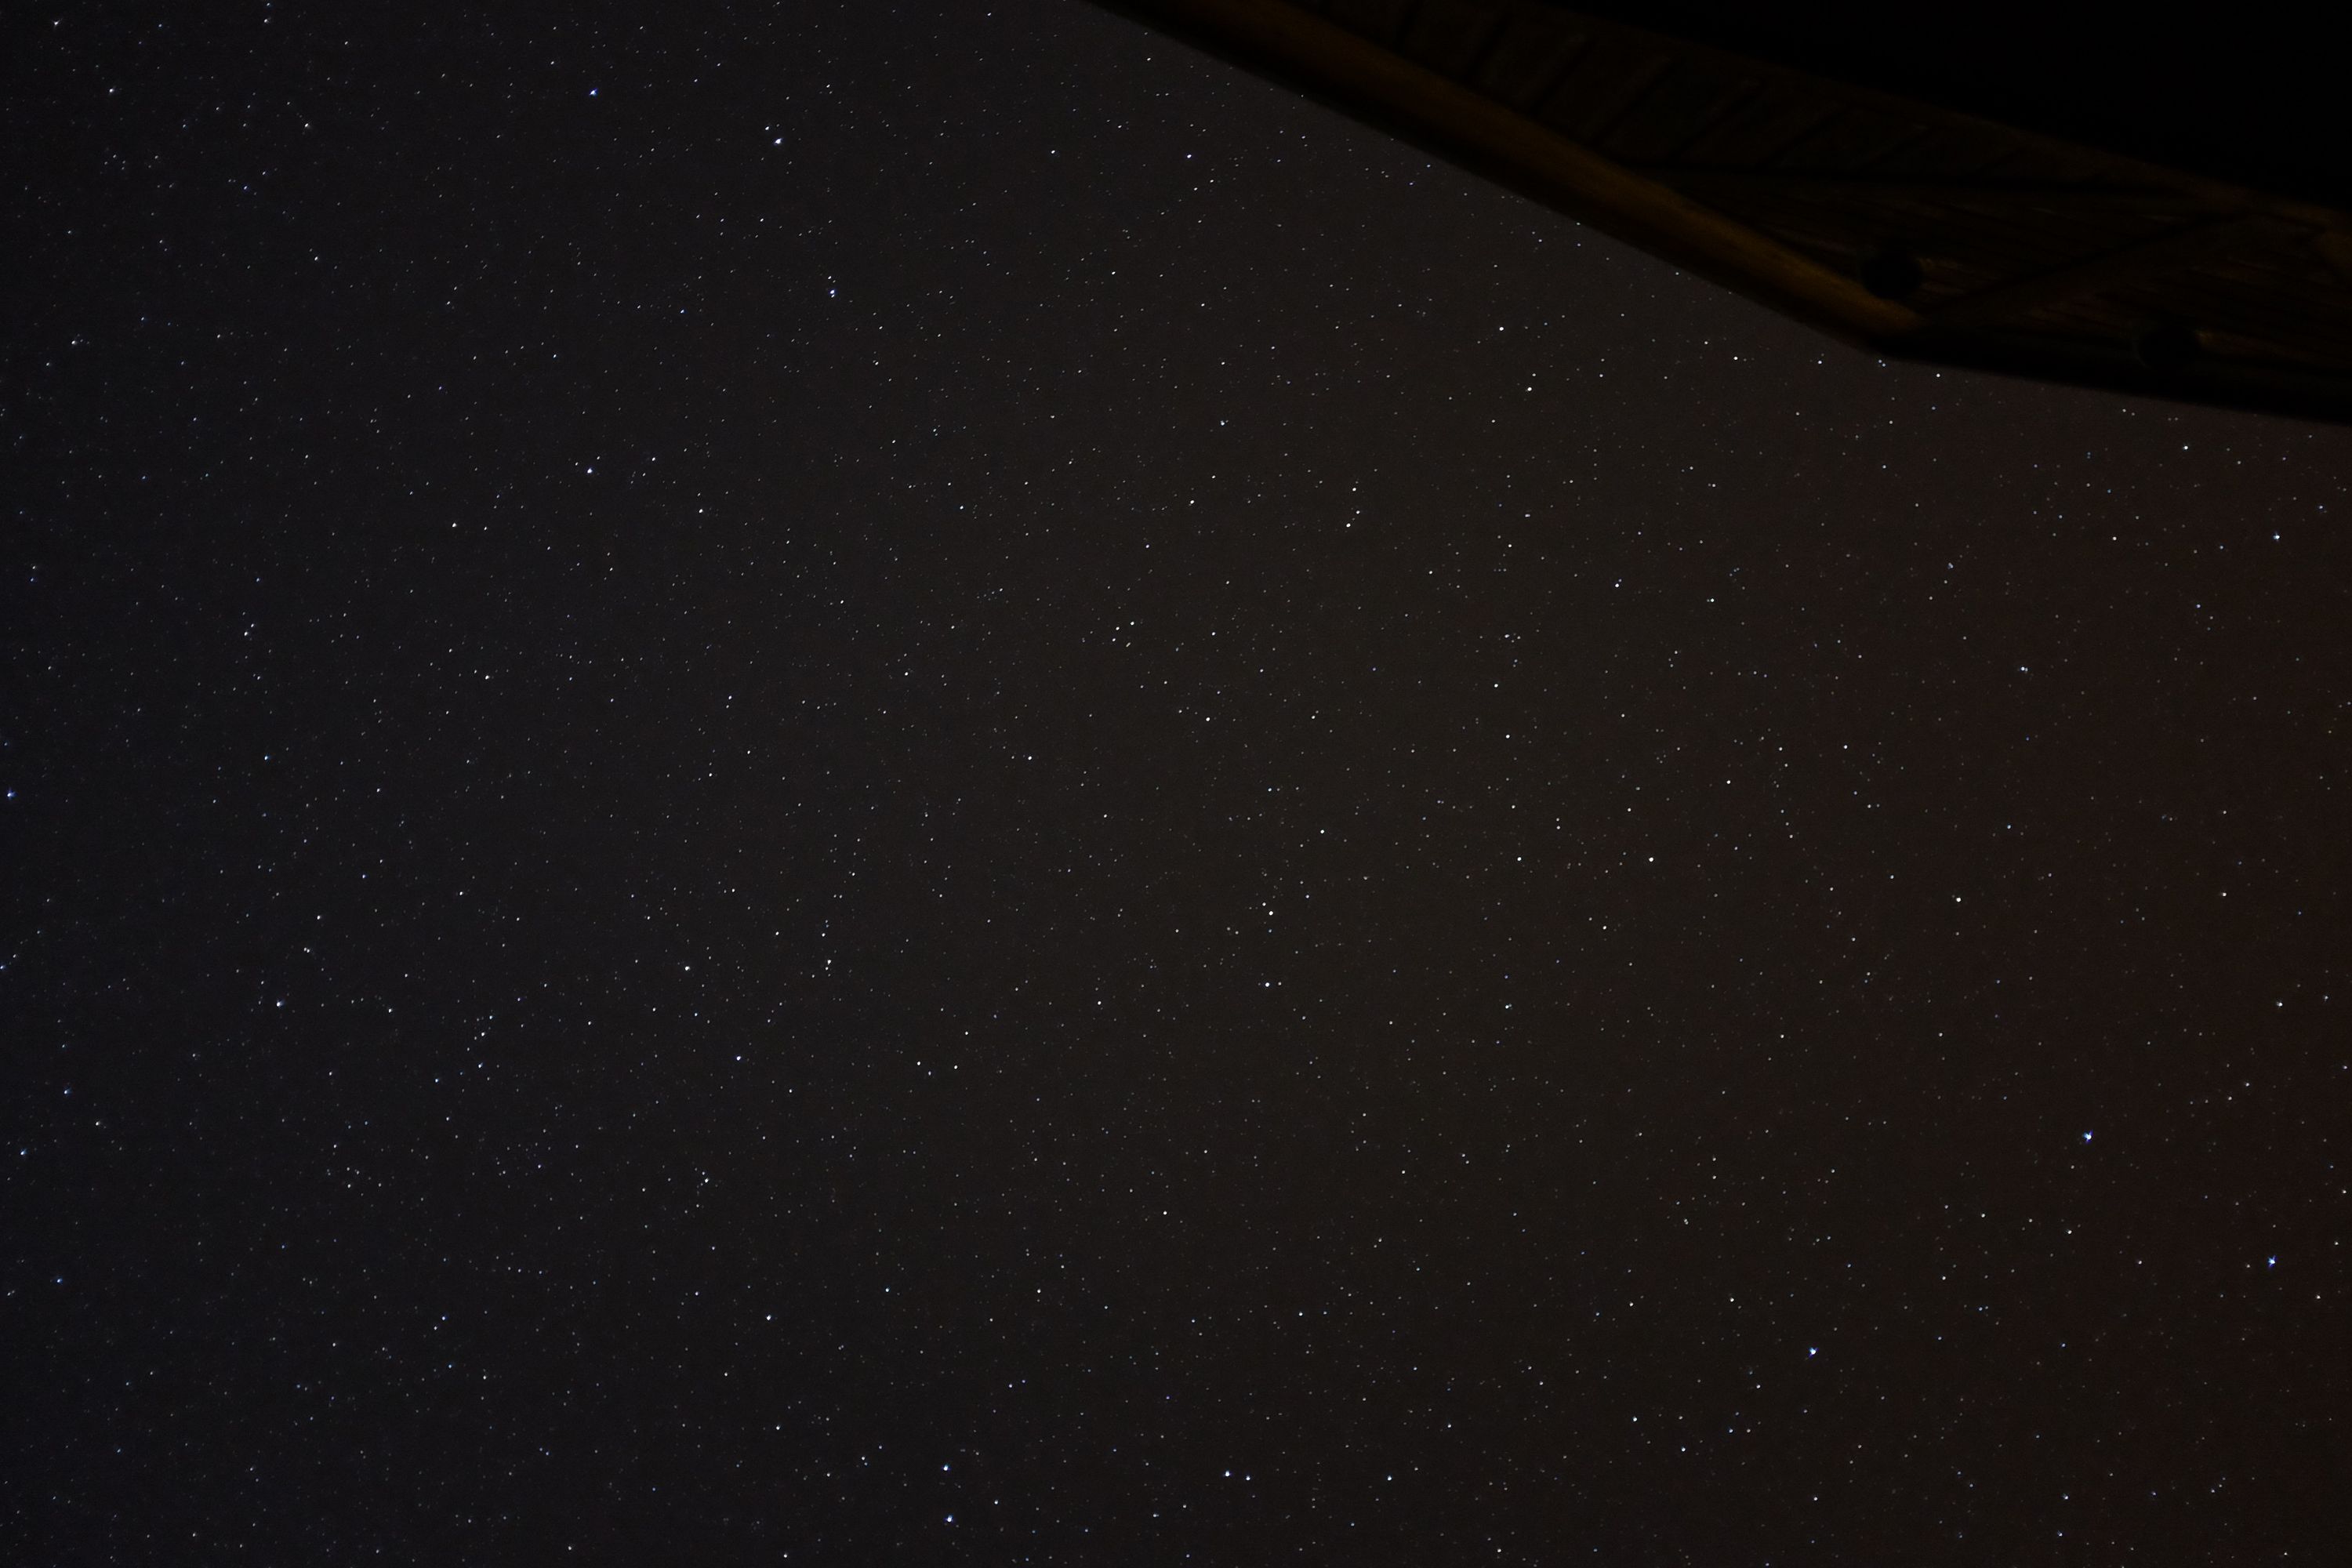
[1927,215,2307,330]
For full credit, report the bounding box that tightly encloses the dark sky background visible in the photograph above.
[7,3,2350,1563]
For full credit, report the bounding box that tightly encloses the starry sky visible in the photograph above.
[7,3,2350,1562]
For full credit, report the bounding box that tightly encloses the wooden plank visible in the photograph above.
[1399,0,1512,80]
[1600,62,1760,164]
[1674,85,1844,168]
[2200,327,2350,371]
[1929,215,2307,330]
[1469,8,1589,112]
[1769,107,1930,173]
[2109,264,2352,356]
[2197,247,2352,306]
[1323,0,1415,41]
[1684,180,2190,289]
[1646,169,2231,218]
[2314,232,2352,287]
[1873,123,2029,180]
[2005,292,2150,334]
[1534,35,1676,145]
[1973,143,2119,185]
[1656,182,2252,289]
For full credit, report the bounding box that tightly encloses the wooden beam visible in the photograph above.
[1926,215,2303,330]
[2314,232,2352,288]
[1645,168,2235,216]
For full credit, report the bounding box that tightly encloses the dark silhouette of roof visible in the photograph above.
[1097,1,2352,422]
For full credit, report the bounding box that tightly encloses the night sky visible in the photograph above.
[9,4,2351,1562]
